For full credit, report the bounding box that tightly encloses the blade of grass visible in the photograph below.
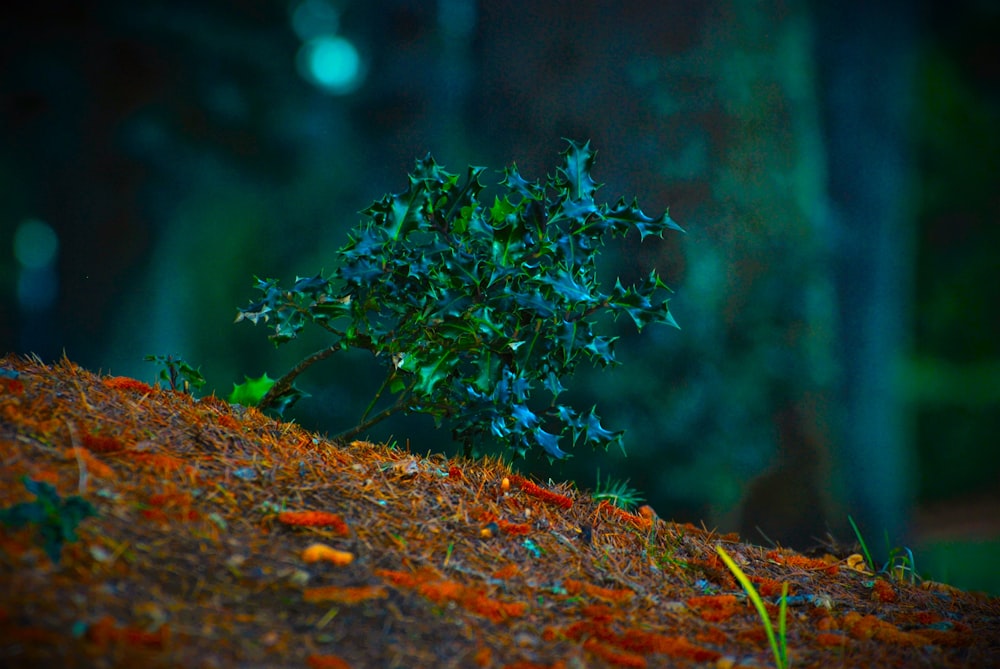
[848,515,874,572]
[716,545,788,669]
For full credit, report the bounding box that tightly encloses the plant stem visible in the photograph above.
[848,515,875,572]
[359,373,394,424]
[259,344,338,411]
[334,381,416,443]
[716,546,788,669]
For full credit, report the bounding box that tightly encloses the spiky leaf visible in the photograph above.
[235,140,683,460]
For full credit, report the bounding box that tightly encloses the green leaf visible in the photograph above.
[228,373,276,406]
[557,139,602,201]
[605,197,686,239]
[580,407,625,452]
[544,267,596,305]
[534,427,568,460]
[609,273,676,332]
[500,165,544,202]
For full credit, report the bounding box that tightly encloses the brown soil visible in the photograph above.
[1,354,998,669]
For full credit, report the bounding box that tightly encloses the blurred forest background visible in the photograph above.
[2,0,998,593]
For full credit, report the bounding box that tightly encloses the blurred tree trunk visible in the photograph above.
[692,0,843,547]
[815,0,919,553]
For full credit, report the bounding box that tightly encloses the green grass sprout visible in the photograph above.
[716,545,789,669]
[849,515,922,584]
[592,468,645,511]
[848,514,875,572]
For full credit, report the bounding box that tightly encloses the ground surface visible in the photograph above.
[1,354,998,668]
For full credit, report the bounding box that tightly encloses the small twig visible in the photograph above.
[334,388,415,443]
[259,344,338,410]
[359,374,394,424]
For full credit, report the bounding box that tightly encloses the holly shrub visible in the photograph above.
[235,140,683,459]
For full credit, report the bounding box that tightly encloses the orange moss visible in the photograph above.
[580,604,616,622]
[0,377,25,394]
[302,543,354,566]
[754,577,789,598]
[377,569,525,623]
[66,447,115,479]
[374,568,423,588]
[148,491,193,507]
[465,592,528,623]
[492,563,520,580]
[217,414,242,431]
[302,585,387,604]
[508,474,573,510]
[740,627,770,646]
[306,654,352,669]
[872,578,897,603]
[140,508,168,522]
[564,578,635,604]
[0,534,32,559]
[596,500,652,531]
[766,549,839,575]
[28,468,60,485]
[686,594,740,622]
[583,638,647,667]
[815,632,848,647]
[85,615,170,649]
[131,453,187,473]
[103,377,155,394]
[473,645,492,666]
[418,579,465,603]
[696,626,728,646]
[497,519,532,536]
[82,432,127,453]
[277,511,350,535]
[843,612,931,646]
[815,615,838,631]
[674,522,740,542]
[619,630,722,662]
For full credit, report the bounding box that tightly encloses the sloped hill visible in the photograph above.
[1,355,997,668]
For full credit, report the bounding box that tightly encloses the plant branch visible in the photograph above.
[334,383,416,443]
[360,372,395,424]
[258,344,339,411]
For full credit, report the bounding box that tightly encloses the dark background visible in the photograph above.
[2,0,998,593]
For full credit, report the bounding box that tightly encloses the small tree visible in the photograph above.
[236,140,683,459]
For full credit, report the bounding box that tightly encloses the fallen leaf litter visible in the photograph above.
[1,355,998,668]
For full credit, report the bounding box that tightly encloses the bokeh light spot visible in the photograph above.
[14,219,59,269]
[296,36,363,94]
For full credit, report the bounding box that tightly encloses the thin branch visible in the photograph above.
[359,373,394,424]
[258,344,339,411]
[334,380,416,443]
